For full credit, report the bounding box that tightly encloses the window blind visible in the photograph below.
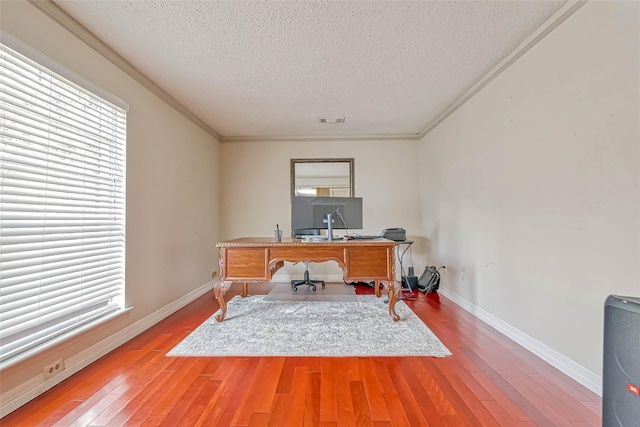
[0,39,127,364]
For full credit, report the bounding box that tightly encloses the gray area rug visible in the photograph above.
[263,282,357,302]
[166,295,451,357]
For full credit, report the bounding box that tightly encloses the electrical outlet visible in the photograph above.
[211,271,218,279]
[442,265,447,274]
[43,358,64,380]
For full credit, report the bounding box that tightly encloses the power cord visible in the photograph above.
[334,208,349,238]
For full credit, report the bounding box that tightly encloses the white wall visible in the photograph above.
[220,139,424,279]
[1,1,221,397]
[417,0,639,379]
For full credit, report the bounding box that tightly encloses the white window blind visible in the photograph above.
[0,38,127,365]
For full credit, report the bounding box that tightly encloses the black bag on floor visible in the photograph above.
[417,266,443,293]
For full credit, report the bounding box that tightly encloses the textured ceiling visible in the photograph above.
[53,0,566,141]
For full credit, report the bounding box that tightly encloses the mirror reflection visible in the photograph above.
[291,158,354,197]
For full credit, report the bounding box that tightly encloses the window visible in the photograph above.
[0,35,127,366]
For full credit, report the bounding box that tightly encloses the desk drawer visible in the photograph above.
[223,247,267,280]
[346,247,392,280]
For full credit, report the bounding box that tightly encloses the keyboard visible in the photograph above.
[302,235,344,242]
[347,235,381,240]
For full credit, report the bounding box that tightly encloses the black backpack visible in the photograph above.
[417,266,444,293]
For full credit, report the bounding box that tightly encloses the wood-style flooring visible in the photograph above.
[1,283,601,426]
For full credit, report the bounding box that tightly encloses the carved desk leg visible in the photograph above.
[387,281,400,322]
[374,281,382,298]
[241,282,248,298]
[213,281,232,322]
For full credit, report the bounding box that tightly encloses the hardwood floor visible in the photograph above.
[1,283,601,426]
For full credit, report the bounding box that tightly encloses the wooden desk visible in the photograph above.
[214,237,400,322]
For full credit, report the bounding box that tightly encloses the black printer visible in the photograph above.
[382,228,406,241]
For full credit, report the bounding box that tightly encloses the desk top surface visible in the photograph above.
[217,237,398,247]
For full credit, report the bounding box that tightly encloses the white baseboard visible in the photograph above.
[0,280,216,418]
[438,287,602,396]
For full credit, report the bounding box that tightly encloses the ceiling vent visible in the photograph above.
[318,117,345,124]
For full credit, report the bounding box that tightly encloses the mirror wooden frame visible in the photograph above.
[290,158,354,197]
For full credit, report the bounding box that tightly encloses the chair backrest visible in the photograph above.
[292,228,321,238]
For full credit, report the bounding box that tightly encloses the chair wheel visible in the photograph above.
[311,285,316,291]
[322,283,326,289]
[292,285,297,292]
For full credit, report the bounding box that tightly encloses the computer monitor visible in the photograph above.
[291,196,363,232]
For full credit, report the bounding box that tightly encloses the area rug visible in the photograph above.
[166,295,451,357]
[263,282,357,302]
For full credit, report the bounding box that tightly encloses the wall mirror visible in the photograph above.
[291,158,354,197]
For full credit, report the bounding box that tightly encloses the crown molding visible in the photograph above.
[28,0,222,142]
[219,133,422,143]
[418,0,587,139]
[29,0,586,145]
[28,0,415,145]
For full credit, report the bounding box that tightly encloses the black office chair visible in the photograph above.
[291,229,326,292]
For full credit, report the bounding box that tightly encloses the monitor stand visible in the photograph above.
[325,213,334,241]
[303,213,343,242]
